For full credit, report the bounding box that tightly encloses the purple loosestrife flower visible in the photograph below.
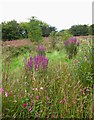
[70,37,79,45]
[36,45,46,56]
[25,55,48,71]
[64,36,79,59]
[36,45,45,52]
[64,40,69,45]
[70,37,77,44]
[34,55,48,71]
[34,55,40,70]
[26,56,33,69]
[41,57,48,69]
[64,37,78,45]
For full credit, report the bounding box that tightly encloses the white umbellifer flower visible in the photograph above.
[25,89,27,93]
[35,88,38,91]
[40,87,43,90]
[32,88,34,90]
[14,100,17,103]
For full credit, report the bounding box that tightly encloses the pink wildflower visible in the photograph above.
[46,96,49,100]
[36,95,39,100]
[22,102,27,108]
[80,88,85,95]
[0,88,4,94]
[5,92,8,97]
[28,107,32,112]
[30,100,33,106]
[80,88,83,92]
[51,114,54,118]
[60,98,67,104]
[82,91,85,95]
[60,100,63,104]
[30,95,33,99]
[85,87,89,92]
[19,94,23,98]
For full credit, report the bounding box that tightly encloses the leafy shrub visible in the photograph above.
[49,31,72,51]
[49,31,57,49]
[61,30,72,42]
[72,43,93,85]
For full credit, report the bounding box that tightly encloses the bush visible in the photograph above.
[49,31,57,49]
[61,30,72,42]
[76,43,92,85]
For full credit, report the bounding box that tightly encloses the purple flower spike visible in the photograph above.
[25,54,48,71]
[64,36,79,59]
[36,45,45,52]
[26,56,33,69]
[64,40,69,45]
[69,37,77,44]
[64,37,78,45]
[34,55,48,71]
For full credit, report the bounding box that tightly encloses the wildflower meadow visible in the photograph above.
[1,35,93,119]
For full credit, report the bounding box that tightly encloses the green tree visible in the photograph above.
[69,25,89,36]
[41,25,56,37]
[89,24,94,35]
[34,19,56,37]
[28,17,42,42]
[18,22,29,38]
[2,20,21,41]
[0,23,2,40]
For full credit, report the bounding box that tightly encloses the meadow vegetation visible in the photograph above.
[1,35,93,119]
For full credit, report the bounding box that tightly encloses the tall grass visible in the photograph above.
[2,38,93,119]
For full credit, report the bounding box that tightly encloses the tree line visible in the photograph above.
[1,16,94,41]
[1,17,56,41]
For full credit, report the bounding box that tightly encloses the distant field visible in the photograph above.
[2,36,92,48]
[2,39,32,47]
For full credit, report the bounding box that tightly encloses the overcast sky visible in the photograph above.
[0,0,93,31]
